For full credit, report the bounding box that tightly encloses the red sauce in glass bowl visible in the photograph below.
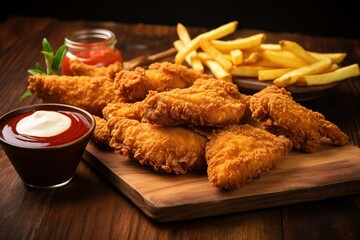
[0,104,95,188]
[0,110,91,148]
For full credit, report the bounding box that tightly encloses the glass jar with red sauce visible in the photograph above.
[62,28,123,75]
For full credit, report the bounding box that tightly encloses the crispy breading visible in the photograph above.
[69,58,123,79]
[92,115,111,147]
[28,75,121,116]
[249,85,349,152]
[114,61,212,102]
[206,124,293,190]
[102,102,145,121]
[108,117,208,174]
[142,78,250,127]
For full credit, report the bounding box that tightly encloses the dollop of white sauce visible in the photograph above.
[16,110,71,137]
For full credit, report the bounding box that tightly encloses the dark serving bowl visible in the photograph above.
[0,103,95,189]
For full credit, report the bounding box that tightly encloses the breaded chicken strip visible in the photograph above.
[92,115,111,147]
[102,102,145,121]
[69,58,123,79]
[250,85,349,152]
[114,61,212,102]
[143,78,250,127]
[206,124,293,190]
[28,75,121,116]
[108,117,208,174]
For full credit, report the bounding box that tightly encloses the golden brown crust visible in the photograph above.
[114,61,212,102]
[92,115,111,147]
[108,117,208,174]
[142,78,250,127]
[249,85,349,152]
[69,58,123,79]
[102,102,145,121]
[206,124,293,190]
[114,67,149,102]
[28,75,121,116]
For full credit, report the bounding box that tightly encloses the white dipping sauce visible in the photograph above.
[16,110,71,137]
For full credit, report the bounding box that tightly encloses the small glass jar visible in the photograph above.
[62,28,123,75]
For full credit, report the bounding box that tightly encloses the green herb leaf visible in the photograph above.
[42,38,53,53]
[19,90,33,101]
[20,38,67,101]
[35,62,43,71]
[41,51,54,75]
[52,44,67,72]
[27,69,45,75]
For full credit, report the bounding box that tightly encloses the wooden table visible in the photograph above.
[0,16,359,239]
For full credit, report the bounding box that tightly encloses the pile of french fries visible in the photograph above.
[173,21,360,87]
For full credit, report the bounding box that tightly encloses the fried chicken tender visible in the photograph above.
[249,85,349,153]
[28,75,121,116]
[108,117,208,174]
[102,102,145,121]
[69,58,123,79]
[92,115,111,147]
[206,124,293,190]
[114,61,212,102]
[142,78,250,127]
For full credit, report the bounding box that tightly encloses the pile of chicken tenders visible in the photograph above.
[27,59,349,190]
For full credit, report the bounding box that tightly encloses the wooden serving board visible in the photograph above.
[83,141,360,222]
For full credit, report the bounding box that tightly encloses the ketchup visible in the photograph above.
[0,110,90,147]
[61,29,123,76]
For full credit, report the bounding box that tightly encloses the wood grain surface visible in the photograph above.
[84,141,360,222]
[1,16,360,239]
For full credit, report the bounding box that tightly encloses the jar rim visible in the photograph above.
[65,28,117,49]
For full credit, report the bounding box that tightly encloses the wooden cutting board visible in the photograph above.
[83,141,360,222]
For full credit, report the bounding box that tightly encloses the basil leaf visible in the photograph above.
[42,38,53,53]
[52,44,67,72]
[35,62,44,71]
[22,38,65,101]
[19,90,33,101]
[41,51,54,75]
[28,69,45,75]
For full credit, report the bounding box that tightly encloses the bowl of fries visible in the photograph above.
[173,21,360,101]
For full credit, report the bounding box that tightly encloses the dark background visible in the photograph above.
[2,0,359,38]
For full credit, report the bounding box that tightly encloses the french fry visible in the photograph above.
[199,38,233,72]
[197,52,232,81]
[297,63,360,86]
[176,23,192,44]
[248,59,284,68]
[173,40,204,73]
[188,55,204,73]
[173,40,191,64]
[175,23,204,73]
[279,40,318,64]
[261,50,307,68]
[259,43,281,51]
[210,33,266,51]
[197,52,212,60]
[243,51,263,64]
[232,65,271,77]
[323,63,340,73]
[230,49,243,65]
[203,60,232,81]
[308,51,346,64]
[175,21,238,64]
[273,57,332,87]
[258,68,294,81]
[174,22,357,88]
